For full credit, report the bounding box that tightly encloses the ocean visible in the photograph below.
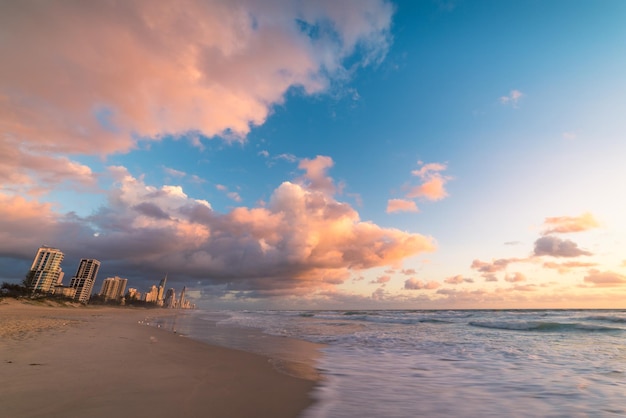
[156,310,626,417]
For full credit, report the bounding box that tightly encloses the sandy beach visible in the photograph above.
[0,299,317,418]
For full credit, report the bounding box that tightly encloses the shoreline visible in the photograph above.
[0,298,318,418]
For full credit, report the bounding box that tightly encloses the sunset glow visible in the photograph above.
[1,0,625,309]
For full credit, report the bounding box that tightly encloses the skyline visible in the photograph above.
[1,0,625,309]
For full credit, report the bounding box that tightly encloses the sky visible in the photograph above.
[2,0,626,309]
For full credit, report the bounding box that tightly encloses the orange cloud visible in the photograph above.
[386,199,419,213]
[504,272,526,283]
[298,156,336,194]
[583,270,626,287]
[406,162,451,201]
[543,261,598,274]
[371,275,391,284]
[542,212,599,235]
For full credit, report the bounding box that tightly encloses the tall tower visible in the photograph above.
[69,259,100,303]
[164,288,176,308]
[157,274,167,306]
[26,246,64,293]
[178,286,186,309]
[99,276,128,301]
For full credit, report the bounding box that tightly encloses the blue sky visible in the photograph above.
[1,0,625,308]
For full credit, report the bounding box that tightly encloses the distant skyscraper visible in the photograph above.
[99,276,127,301]
[157,274,167,306]
[69,259,100,303]
[26,246,64,293]
[178,286,186,309]
[144,285,159,303]
[164,288,176,308]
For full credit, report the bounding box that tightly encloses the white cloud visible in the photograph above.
[499,89,524,106]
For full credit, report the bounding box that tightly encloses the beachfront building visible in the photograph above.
[157,275,167,306]
[127,287,141,301]
[69,258,100,303]
[25,246,65,293]
[164,288,176,308]
[54,285,76,299]
[144,285,159,303]
[178,286,186,309]
[99,276,127,301]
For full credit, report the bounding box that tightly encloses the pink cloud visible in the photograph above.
[406,162,451,201]
[0,161,435,295]
[504,272,526,283]
[533,236,592,258]
[543,261,598,274]
[499,89,524,106]
[371,275,391,284]
[298,156,336,194]
[404,278,440,290]
[0,0,393,189]
[471,258,524,273]
[444,275,473,285]
[583,270,626,287]
[386,199,419,213]
[541,212,599,235]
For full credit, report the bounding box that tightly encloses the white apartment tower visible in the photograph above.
[99,276,127,301]
[26,246,64,293]
[69,259,100,303]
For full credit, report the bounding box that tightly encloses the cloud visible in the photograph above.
[404,278,440,290]
[533,236,592,258]
[0,0,393,188]
[407,162,451,201]
[401,268,417,276]
[583,270,626,287]
[504,272,526,283]
[499,89,524,106]
[370,275,391,284]
[163,167,186,178]
[0,139,96,195]
[543,261,598,274]
[216,184,243,202]
[471,258,523,273]
[444,275,473,285]
[541,212,599,235]
[483,274,498,282]
[298,155,336,194]
[386,199,419,213]
[0,159,435,294]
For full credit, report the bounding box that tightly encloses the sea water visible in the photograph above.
[169,310,626,417]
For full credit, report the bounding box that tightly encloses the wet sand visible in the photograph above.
[0,299,317,418]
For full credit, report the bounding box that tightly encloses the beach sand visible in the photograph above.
[0,299,317,418]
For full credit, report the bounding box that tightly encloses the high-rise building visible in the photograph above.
[144,285,159,303]
[69,259,100,303]
[157,275,167,306]
[164,288,176,308]
[178,286,186,309]
[99,276,127,301]
[26,246,64,293]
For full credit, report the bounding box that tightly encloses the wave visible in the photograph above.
[585,315,626,324]
[469,320,622,332]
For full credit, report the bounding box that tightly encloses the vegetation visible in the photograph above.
[0,281,78,306]
[0,281,31,298]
